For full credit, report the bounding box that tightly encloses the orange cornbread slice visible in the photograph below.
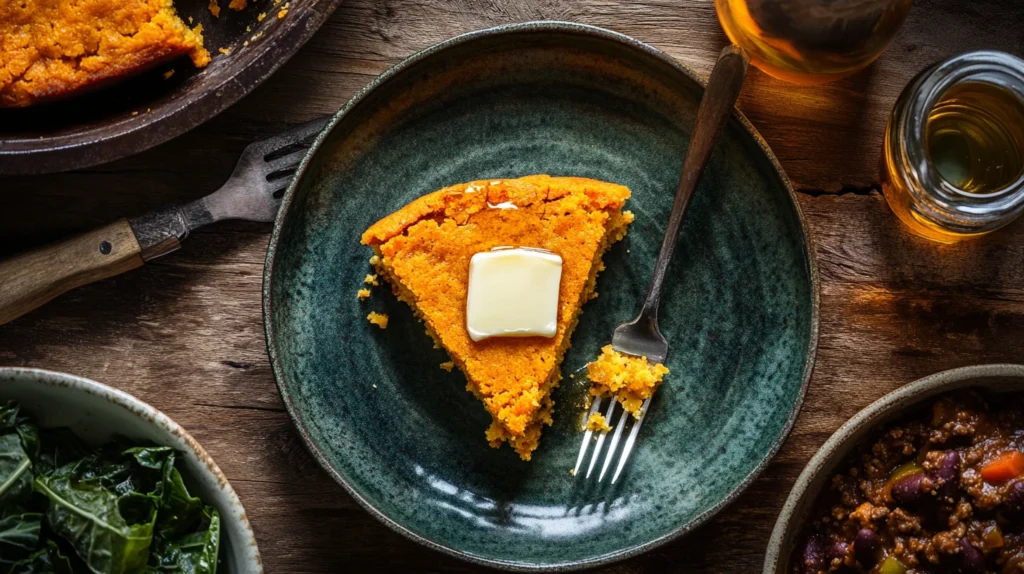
[362,175,633,460]
[0,0,210,108]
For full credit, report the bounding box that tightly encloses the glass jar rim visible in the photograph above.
[902,50,1024,212]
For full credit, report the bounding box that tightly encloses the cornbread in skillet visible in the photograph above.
[362,175,633,460]
[0,0,210,108]
[586,344,669,416]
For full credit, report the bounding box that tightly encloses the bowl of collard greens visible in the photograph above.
[0,368,262,573]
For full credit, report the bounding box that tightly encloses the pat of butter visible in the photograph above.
[466,248,562,342]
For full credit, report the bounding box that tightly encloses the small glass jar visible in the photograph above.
[882,51,1024,243]
[715,0,912,84]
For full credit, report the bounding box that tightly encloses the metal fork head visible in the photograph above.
[611,312,668,365]
[573,394,652,485]
[201,116,331,223]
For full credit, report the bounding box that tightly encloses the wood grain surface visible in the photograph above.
[3,1,1024,572]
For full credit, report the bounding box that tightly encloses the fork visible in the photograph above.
[573,46,749,484]
[0,116,330,325]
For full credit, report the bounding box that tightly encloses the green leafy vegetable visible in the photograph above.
[0,402,221,574]
[0,513,41,571]
[35,473,156,573]
[146,506,220,574]
[8,540,73,574]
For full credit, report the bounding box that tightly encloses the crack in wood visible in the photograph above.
[796,184,883,198]
[193,402,285,413]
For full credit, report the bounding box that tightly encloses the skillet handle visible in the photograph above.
[0,219,143,325]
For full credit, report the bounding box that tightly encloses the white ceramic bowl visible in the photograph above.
[763,364,1024,573]
[0,367,263,573]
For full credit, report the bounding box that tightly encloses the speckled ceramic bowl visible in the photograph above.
[0,367,263,574]
[265,22,818,571]
[764,364,1024,574]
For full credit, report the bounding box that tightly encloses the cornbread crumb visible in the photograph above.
[369,255,380,265]
[208,0,220,17]
[246,25,251,32]
[357,288,371,300]
[587,345,669,416]
[367,312,389,329]
[440,361,455,372]
[132,111,139,116]
[163,70,175,80]
[586,413,612,433]
[362,175,632,460]
[0,0,211,107]
[229,0,247,10]
[219,46,233,55]
[364,274,379,286]
[258,12,267,21]
[278,9,288,18]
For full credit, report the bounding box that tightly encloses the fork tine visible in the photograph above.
[573,396,603,476]
[586,399,618,479]
[598,405,629,482]
[264,148,310,171]
[611,397,652,484]
[262,116,330,154]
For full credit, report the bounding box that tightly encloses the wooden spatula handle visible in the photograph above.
[0,219,143,325]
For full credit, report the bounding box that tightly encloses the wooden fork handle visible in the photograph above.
[0,219,143,325]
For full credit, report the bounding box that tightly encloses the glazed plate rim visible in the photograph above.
[263,21,821,572]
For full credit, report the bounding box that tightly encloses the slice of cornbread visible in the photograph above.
[362,175,633,460]
[0,0,210,108]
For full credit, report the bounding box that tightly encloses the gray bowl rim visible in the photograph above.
[763,363,1024,574]
[0,366,263,572]
[263,20,821,572]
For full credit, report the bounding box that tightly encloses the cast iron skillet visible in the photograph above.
[0,0,343,175]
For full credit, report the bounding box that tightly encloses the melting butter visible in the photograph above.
[466,247,562,342]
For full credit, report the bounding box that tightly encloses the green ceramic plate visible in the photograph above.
[264,22,818,571]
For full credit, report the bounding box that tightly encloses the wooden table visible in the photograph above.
[3,1,1024,571]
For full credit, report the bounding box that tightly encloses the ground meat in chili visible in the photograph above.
[792,391,1024,574]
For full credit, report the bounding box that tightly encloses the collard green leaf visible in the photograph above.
[155,465,203,540]
[0,435,33,507]
[147,505,220,574]
[7,540,73,574]
[34,474,155,574]
[0,512,41,571]
[33,429,88,478]
[0,403,222,574]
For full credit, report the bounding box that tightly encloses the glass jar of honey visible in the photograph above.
[715,0,912,84]
[882,51,1024,243]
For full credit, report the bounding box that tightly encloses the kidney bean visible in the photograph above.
[934,451,961,501]
[798,535,825,574]
[959,538,985,574]
[891,472,926,505]
[854,528,880,566]
[1003,480,1024,519]
[828,541,850,563]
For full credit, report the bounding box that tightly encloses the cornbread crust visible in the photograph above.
[0,0,210,108]
[362,175,633,460]
[586,345,669,416]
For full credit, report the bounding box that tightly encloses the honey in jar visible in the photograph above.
[882,51,1024,243]
[715,0,912,84]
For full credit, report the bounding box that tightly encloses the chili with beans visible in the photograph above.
[793,392,1024,574]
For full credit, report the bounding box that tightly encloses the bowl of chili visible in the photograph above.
[765,364,1024,574]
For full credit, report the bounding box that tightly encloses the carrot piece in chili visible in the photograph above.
[981,450,1024,483]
